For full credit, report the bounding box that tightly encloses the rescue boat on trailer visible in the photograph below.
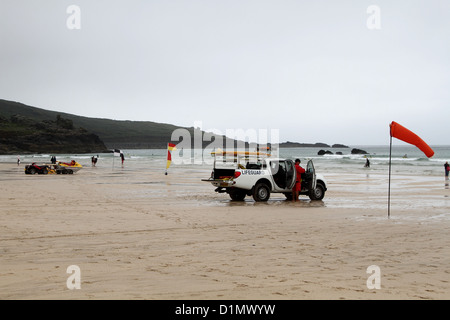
[54,160,83,174]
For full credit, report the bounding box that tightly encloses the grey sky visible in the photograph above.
[1,0,449,145]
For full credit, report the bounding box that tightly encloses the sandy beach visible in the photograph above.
[0,162,449,300]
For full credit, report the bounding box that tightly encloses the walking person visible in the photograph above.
[120,152,125,166]
[92,156,98,167]
[445,161,449,179]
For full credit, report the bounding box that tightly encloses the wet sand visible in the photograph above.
[0,163,449,299]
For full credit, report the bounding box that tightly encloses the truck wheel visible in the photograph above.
[309,183,325,201]
[252,183,270,202]
[229,189,246,201]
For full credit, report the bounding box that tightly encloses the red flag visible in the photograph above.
[390,121,434,158]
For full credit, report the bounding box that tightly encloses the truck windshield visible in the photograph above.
[238,157,266,169]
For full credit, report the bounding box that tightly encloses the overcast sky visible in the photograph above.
[1,0,449,145]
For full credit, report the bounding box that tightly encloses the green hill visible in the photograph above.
[0,99,240,152]
[1,99,348,154]
[0,101,108,154]
[0,99,191,150]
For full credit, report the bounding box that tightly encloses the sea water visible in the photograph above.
[281,145,450,177]
[3,145,449,177]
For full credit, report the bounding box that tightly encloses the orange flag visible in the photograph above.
[390,121,434,158]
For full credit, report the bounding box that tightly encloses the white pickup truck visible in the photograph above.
[202,151,327,202]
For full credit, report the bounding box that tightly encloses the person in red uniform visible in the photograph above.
[292,159,305,202]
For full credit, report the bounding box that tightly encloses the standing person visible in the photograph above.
[292,159,305,202]
[364,158,370,168]
[445,162,449,179]
[120,152,125,166]
[17,156,20,166]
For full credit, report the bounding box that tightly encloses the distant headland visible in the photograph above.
[280,141,349,148]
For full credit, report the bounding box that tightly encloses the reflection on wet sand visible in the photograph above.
[225,198,326,208]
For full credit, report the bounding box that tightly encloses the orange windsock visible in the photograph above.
[390,121,434,158]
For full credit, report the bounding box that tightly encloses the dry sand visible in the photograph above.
[0,162,449,300]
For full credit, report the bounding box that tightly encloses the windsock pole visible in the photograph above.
[388,135,392,219]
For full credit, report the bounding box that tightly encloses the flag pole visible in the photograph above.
[388,134,392,219]
[112,149,115,170]
[165,143,168,175]
[387,121,434,219]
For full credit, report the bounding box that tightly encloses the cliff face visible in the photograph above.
[0,114,107,154]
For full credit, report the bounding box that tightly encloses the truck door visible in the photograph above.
[306,160,316,190]
[270,160,296,190]
[285,159,296,190]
